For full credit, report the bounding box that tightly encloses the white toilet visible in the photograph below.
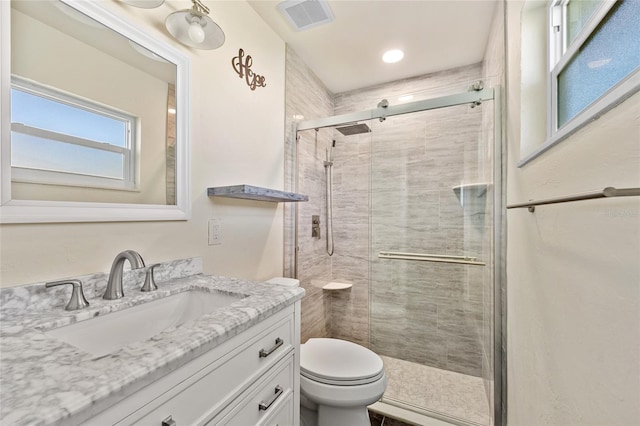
[266,278,388,426]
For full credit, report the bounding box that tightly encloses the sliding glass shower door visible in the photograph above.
[369,102,495,425]
[291,84,501,425]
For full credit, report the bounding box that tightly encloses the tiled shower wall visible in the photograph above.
[284,46,333,343]
[285,47,497,378]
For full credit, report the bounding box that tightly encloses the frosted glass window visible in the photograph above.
[557,0,640,127]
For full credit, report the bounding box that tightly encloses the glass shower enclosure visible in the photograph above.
[289,84,503,426]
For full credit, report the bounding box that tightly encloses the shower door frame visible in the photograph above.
[292,86,505,425]
[296,88,494,132]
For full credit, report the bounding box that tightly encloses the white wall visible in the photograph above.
[506,1,640,424]
[0,0,286,287]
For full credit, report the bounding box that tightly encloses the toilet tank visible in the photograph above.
[265,277,300,287]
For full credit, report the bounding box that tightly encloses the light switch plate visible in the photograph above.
[208,218,222,245]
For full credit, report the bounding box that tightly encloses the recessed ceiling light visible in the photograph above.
[382,49,404,64]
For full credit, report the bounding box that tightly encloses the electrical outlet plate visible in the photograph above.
[208,218,222,245]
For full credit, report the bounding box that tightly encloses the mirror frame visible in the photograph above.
[0,0,191,223]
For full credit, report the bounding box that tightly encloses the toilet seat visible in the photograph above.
[300,372,387,408]
[301,338,384,386]
[301,368,385,386]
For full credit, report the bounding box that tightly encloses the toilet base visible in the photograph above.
[300,404,318,426]
[301,403,371,426]
[318,405,370,426]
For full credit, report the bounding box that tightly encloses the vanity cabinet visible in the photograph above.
[87,303,301,426]
[215,355,295,425]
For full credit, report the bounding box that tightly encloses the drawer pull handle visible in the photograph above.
[161,415,176,426]
[258,385,284,411]
[259,337,283,358]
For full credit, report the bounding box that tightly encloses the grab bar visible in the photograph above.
[506,187,640,212]
[378,251,486,266]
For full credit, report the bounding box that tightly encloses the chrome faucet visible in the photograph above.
[45,279,90,311]
[103,250,145,300]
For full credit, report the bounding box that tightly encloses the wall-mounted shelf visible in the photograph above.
[207,185,309,203]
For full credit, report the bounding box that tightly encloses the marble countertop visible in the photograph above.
[0,267,304,425]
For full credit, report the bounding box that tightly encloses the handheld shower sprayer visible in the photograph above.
[324,140,335,256]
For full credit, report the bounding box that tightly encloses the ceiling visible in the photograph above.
[248,0,498,94]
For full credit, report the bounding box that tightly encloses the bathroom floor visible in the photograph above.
[380,356,492,425]
[369,410,416,426]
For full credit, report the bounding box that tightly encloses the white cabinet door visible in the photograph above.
[129,316,294,426]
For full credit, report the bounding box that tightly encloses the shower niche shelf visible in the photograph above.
[207,184,309,203]
[322,282,353,291]
[452,183,489,198]
[452,183,490,205]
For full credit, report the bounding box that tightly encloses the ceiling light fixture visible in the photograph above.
[165,0,225,49]
[122,0,224,50]
[382,49,404,64]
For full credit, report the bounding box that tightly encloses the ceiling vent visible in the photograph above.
[277,0,334,32]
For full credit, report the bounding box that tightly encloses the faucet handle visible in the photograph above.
[45,279,90,311]
[140,264,160,292]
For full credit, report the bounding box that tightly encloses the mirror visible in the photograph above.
[0,0,191,222]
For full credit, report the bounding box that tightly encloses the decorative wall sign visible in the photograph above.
[231,48,267,91]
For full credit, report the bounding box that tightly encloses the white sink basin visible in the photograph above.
[45,290,246,357]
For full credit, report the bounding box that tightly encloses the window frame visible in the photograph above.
[546,0,640,140]
[10,76,139,191]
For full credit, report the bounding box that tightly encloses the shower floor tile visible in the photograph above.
[381,356,491,425]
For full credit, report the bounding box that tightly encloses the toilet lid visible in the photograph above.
[300,338,384,385]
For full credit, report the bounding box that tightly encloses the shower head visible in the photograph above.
[335,123,371,136]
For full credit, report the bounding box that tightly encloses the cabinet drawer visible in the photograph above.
[214,355,294,426]
[127,314,294,426]
[259,393,293,426]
